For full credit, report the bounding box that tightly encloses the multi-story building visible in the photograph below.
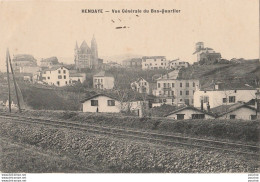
[122,58,142,69]
[168,59,189,69]
[131,77,156,95]
[194,83,258,109]
[74,35,99,70]
[153,70,199,106]
[93,71,114,89]
[12,54,37,72]
[142,56,167,70]
[41,66,70,87]
[192,42,221,64]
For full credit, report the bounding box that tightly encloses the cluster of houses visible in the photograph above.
[80,69,260,121]
[6,40,260,120]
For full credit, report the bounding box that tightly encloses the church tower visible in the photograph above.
[91,35,98,67]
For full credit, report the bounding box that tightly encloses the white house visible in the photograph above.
[165,106,215,120]
[42,66,70,87]
[168,59,189,69]
[212,103,259,120]
[142,56,167,70]
[131,77,156,95]
[81,94,121,113]
[194,85,258,109]
[93,71,114,89]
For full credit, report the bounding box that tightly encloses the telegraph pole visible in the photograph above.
[6,49,11,112]
[8,49,22,112]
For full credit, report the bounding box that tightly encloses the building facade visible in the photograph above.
[153,70,199,106]
[122,58,142,69]
[168,59,189,69]
[131,77,156,95]
[93,71,114,89]
[194,88,258,109]
[12,54,37,72]
[165,106,215,120]
[74,35,99,70]
[81,94,121,113]
[192,42,221,64]
[42,66,70,87]
[142,56,167,70]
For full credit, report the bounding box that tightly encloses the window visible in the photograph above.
[180,83,182,87]
[171,91,174,96]
[57,81,60,86]
[107,100,115,106]
[177,114,185,120]
[172,83,174,87]
[223,98,227,103]
[47,77,50,79]
[180,91,182,95]
[58,70,61,74]
[186,91,189,95]
[63,70,66,74]
[65,81,67,85]
[167,83,170,88]
[144,82,147,86]
[161,63,163,65]
[158,83,160,88]
[163,83,167,88]
[64,75,66,79]
[251,115,257,120]
[184,99,190,105]
[192,114,205,119]
[186,83,189,87]
[229,96,236,103]
[91,100,98,106]
[101,79,103,83]
[193,82,195,87]
[58,75,62,79]
[230,115,236,119]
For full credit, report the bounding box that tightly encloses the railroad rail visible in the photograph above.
[0,112,259,157]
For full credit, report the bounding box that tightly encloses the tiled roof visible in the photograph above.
[211,103,257,117]
[93,71,113,77]
[43,65,68,72]
[165,106,215,117]
[157,70,180,80]
[142,56,166,59]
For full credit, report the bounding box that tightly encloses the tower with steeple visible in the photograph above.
[74,35,99,70]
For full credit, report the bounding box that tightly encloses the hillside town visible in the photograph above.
[1,38,259,121]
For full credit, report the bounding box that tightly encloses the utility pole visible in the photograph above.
[6,49,11,112]
[8,49,22,112]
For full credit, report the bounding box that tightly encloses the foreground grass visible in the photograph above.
[0,138,96,173]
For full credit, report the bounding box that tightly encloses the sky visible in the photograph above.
[0,0,259,71]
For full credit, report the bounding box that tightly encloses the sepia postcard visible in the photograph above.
[0,0,259,181]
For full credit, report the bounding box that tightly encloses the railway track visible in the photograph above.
[0,112,259,157]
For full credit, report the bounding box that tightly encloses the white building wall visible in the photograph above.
[155,79,199,105]
[42,67,70,87]
[82,96,121,113]
[194,90,257,108]
[218,107,257,120]
[93,76,114,89]
[142,58,168,70]
[167,109,215,120]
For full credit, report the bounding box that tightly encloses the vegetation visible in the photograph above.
[19,110,260,143]
[1,119,258,173]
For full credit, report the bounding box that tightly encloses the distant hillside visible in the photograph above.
[178,62,260,88]
[101,53,142,64]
